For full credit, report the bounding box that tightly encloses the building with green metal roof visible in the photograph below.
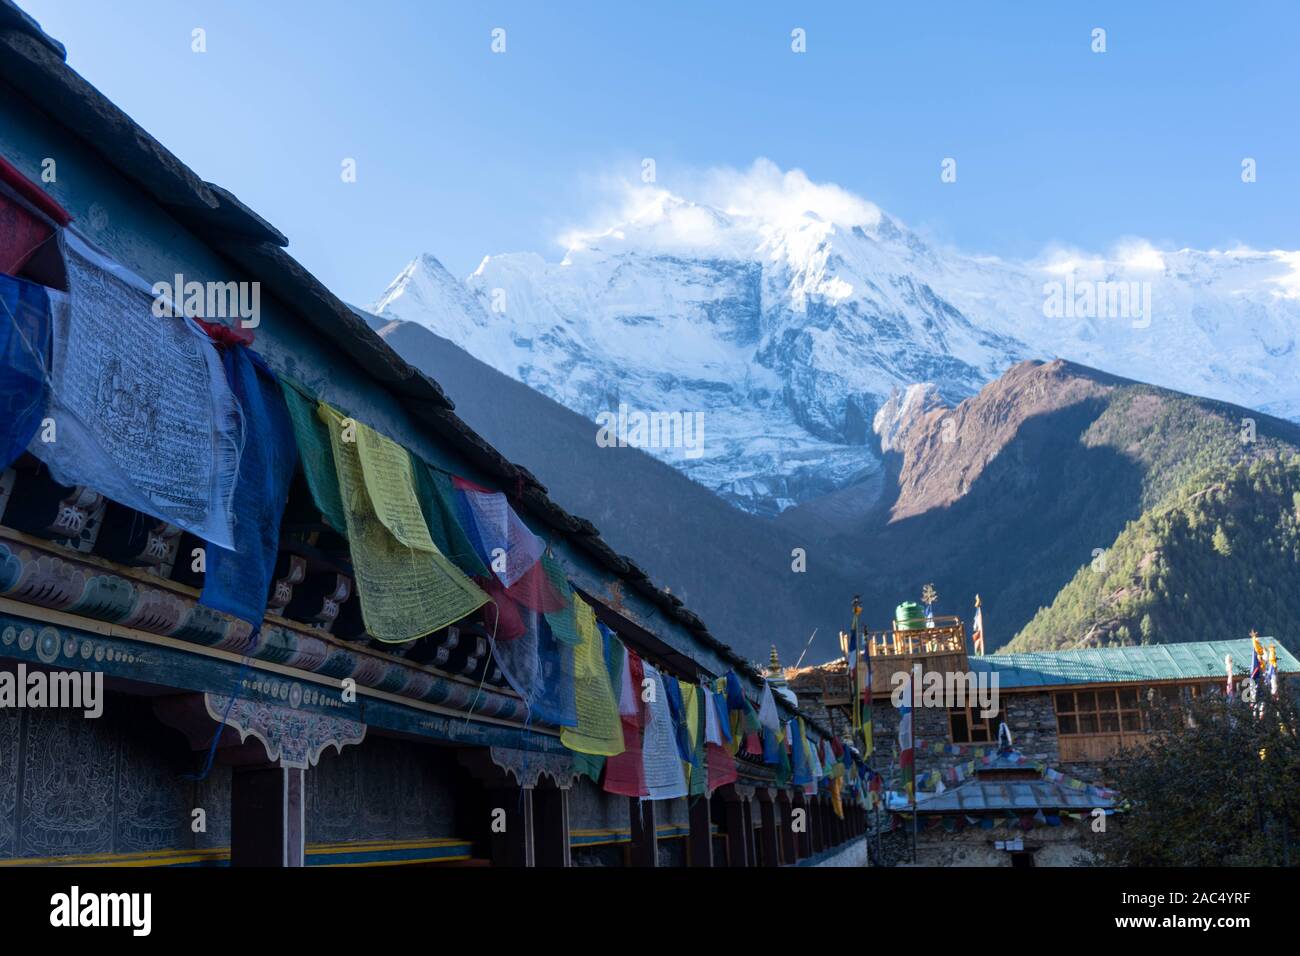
[970,638,1300,690]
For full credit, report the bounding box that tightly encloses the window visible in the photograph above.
[949,701,1001,744]
[1055,689,1143,737]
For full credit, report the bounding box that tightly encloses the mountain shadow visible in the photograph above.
[368,314,860,664]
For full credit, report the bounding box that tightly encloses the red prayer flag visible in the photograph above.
[705,743,738,790]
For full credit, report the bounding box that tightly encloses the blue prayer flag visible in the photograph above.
[199,346,297,626]
[0,272,49,469]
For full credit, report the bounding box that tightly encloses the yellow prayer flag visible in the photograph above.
[560,595,625,756]
[354,420,437,553]
[679,681,700,787]
[681,682,700,750]
[319,403,486,642]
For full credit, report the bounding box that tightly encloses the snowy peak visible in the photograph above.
[371,253,495,344]
[370,163,1300,515]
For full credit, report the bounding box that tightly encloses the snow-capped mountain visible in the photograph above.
[370,164,1300,515]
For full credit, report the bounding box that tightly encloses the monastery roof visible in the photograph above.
[973,638,1299,690]
[0,0,832,736]
[915,777,1115,815]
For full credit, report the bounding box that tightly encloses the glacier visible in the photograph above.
[370,171,1300,516]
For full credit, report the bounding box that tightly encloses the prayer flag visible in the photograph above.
[704,684,723,746]
[199,345,297,626]
[712,690,732,744]
[603,643,648,797]
[559,595,624,756]
[413,462,488,578]
[0,272,49,470]
[279,379,348,533]
[452,476,545,588]
[475,574,526,641]
[493,605,577,728]
[758,680,781,734]
[36,232,241,549]
[320,403,487,642]
[0,155,67,274]
[641,664,688,800]
[706,741,737,791]
[540,555,581,646]
[898,671,915,800]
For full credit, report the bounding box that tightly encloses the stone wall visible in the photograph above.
[1,691,225,859]
[914,821,1103,867]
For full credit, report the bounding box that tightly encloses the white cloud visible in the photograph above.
[558,158,881,257]
[692,158,882,229]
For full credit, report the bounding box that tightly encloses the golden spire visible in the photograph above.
[767,645,788,685]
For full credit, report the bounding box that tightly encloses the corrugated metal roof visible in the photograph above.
[972,638,1299,689]
[917,779,1114,814]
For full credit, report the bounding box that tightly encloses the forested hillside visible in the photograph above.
[1009,456,1300,652]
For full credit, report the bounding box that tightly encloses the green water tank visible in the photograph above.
[895,601,927,630]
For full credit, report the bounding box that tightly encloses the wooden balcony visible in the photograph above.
[865,616,969,696]
[798,617,972,705]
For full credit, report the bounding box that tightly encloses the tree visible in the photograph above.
[1096,689,1300,866]
[1212,523,1232,557]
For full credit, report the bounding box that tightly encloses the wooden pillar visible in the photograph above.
[231,764,304,867]
[757,791,780,868]
[808,795,824,854]
[628,797,658,867]
[456,748,539,867]
[489,786,535,867]
[688,797,713,866]
[822,796,835,848]
[777,791,797,864]
[155,692,365,870]
[793,792,812,859]
[722,790,750,867]
[533,783,571,867]
[742,796,757,866]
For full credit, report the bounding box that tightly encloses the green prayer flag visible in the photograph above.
[689,688,707,797]
[541,554,580,645]
[413,461,489,578]
[776,730,791,787]
[572,751,606,784]
[279,378,348,534]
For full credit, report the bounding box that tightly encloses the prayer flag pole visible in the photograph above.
[911,666,918,864]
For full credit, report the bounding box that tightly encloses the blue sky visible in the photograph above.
[20,0,1299,305]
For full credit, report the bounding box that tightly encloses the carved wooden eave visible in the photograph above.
[458,746,580,790]
[488,746,581,790]
[204,692,367,771]
[0,526,540,730]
